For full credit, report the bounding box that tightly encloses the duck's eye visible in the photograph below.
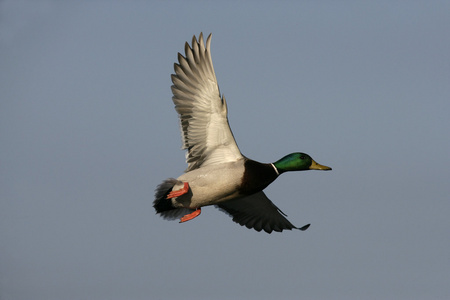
[300,155,306,160]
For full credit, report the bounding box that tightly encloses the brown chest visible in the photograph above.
[238,159,278,195]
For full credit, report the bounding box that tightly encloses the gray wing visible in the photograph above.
[171,33,243,172]
[216,191,310,233]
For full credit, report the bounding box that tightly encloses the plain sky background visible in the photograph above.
[1,1,449,299]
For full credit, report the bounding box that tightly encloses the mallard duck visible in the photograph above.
[154,33,331,233]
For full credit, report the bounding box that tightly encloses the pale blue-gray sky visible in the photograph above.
[1,1,449,299]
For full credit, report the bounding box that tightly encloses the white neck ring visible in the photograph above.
[271,163,280,176]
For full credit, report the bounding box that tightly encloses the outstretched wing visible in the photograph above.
[171,33,243,172]
[216,191,310,233]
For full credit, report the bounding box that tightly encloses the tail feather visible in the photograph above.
[153,178,194,221]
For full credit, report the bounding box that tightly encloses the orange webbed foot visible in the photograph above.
[166,182,189,199]
[179,208,201,223]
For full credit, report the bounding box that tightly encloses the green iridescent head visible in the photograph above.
[273,153,332,174]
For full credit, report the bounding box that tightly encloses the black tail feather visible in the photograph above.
[153,178,195,221]
[153,178,178,213]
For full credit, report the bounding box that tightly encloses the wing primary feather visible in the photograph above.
[215,192,306,233]
[171,33,243,171]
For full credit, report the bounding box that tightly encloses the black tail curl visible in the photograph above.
[153,178,178,213]
[153,178,195,221]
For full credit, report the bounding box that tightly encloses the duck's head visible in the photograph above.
[273,153,332,174]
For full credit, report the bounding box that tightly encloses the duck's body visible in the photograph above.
[154,33,331,233]
[172,160,249,208]
[159,158,277,208]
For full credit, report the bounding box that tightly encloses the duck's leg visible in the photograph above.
[165,182,200,223]
[166,182,189,199]
[179,208,201,223]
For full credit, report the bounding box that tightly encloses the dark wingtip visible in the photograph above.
[298,224,311,231]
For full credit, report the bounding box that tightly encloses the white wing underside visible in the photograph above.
[171,33,243,172]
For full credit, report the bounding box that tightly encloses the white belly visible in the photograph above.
[174,161,245,208]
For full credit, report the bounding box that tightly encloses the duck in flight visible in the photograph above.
[153,33,331,233]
